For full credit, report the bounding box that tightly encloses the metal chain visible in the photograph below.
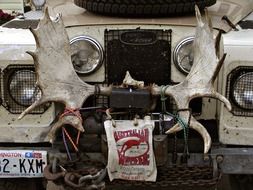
[44,158,106,190]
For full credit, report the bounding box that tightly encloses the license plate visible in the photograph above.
[0,150,47,178]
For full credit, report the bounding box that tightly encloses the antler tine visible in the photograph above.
[26,51,38,63]
[195,5,203,26]
[165,113,211,154]
[191,119,211,154]
[207,91,232,111]
[28,28,40,48]
[27,8,52,48]
[44,7,51,22]
[48,115,84,143]
[205,8,213,33]
[18,98,48,120]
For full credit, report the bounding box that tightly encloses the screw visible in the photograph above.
[216,155,224,163]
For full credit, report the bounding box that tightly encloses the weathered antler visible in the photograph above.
[161,6,231,154]
[19,8,95,142]
[18,6,231,154]
[151,6,231,154]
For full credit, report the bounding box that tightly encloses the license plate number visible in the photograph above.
[0,150,47,178]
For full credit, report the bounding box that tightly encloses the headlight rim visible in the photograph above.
[231,72,253,110]
[8,69,40,107]
[70,35,104,75]
[173,36,195,75]
[2,64,48,114]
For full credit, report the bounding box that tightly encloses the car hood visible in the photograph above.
[48,0,253,32]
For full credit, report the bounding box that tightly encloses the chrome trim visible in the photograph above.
[70,35,104,75]
[232,72,253,110]
[173,36,194,75]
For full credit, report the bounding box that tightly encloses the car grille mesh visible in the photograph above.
[2,65,49,114]
[226,66,253,116]
[105,29,172,85]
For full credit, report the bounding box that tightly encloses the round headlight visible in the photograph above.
[173,37,194,75]
[9,70,41,106]
[70,36,103,75]
[232,72,253,110]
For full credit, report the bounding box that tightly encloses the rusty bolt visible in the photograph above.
[216,155,224,163]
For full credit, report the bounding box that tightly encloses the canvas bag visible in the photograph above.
[104,116,157,181]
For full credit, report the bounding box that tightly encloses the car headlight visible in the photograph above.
[9,70,41,106]
[173,37,194,74]
[70,36,103,75]
[232,72,253,110]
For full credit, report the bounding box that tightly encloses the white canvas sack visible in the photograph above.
[104,116,157,181]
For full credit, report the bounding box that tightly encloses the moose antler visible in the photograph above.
[153,6,231,154]
[18,8,95,142]
[19,5,231,154]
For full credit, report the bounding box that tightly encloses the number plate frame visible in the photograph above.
[0,150,47,178]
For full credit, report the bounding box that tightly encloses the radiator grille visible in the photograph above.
[105,29,172,85]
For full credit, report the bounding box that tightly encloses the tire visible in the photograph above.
[0,179,45,190]
[74,0,216,17]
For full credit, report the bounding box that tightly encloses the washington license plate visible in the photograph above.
[0,150,47,178]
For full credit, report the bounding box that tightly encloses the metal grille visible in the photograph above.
[105,29,172,85]
[226,66,253,116]
[2,65,49,114]
[107,166,220,188]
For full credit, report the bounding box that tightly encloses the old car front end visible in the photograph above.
[0,0,253,189]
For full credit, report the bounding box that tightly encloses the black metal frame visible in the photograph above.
[104,29,172,85]
[2,65,49,114]
[226,66,253,116]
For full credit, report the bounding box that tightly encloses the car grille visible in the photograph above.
[105,29,172,85]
